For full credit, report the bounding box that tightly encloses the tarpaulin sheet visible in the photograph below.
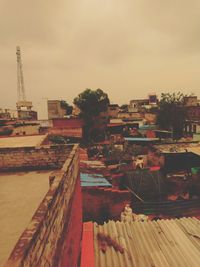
[80,173,111,187]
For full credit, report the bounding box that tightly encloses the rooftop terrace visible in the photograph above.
[0,171,50,266]
[0,135,46,148]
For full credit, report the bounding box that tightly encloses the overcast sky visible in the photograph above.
[0,0,200,119]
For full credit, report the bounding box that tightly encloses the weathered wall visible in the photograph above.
[107,105,119,118]
[4,144,82,267]
[118,112,142,119]
[82,187,131,223]
[186,106,200,120]
[52,118,84,128]
[0,144,73,171]
[49,127,83,138]
[49,118,84,138]
[144,113,157,124]
[47,100,66,119]
[12,125,40,136]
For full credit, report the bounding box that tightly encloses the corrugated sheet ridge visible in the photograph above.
[94,218,200,267]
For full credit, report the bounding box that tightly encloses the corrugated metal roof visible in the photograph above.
[94,217,200,267]
[133,199,200,217]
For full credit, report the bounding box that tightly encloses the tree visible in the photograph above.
[157,92,187,140]
[60,100,73,115]
[74,88,110,143]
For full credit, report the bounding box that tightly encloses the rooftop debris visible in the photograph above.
[120,204,148,222]
[97,232,124,254]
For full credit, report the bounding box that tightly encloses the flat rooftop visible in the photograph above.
[155,143,200,154]
[0,170,51,266]
[0,135,46,148]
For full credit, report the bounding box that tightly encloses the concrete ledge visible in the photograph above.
[0,144,74,172]
[4,144,81,267]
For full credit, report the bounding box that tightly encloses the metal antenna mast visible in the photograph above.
[16,46,26,102]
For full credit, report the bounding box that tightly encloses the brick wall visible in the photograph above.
[52,118,84,128]
[49,127,83,138]
[82,187,131,223]
[0,144,73,171]
[4,144,82,267]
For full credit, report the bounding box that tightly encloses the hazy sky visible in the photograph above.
[0,0,200,119]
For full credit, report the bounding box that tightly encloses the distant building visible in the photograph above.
[50,118,84,138]
[129,95,158,113]
[186,106,200,121]
[144,113,157,124]
[16,101,38,120]
[72,105,81,116]
[47,100,67,119]
[184,96,200,135]
[0,109,18,120]
[17,109,38,120]
[185,106,200,134]
[183,96,198,107]
[128,99,149,112]
[118,112,142,120]
[12,124,40,136]
[148,93,158,105]
[107,104,119,118]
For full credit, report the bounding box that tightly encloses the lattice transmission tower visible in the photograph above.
[16,46,32,112]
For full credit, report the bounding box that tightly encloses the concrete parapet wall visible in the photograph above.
[4,144,82,267]
[0,144,73,171]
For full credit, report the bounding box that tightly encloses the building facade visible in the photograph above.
[47,100,67,119]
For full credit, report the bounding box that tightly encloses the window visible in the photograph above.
[193,124,197,133]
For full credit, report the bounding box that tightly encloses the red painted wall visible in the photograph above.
[60,176,83,267]
[52,118,84,128]
[186,106,200,120]
[81,222,95,267]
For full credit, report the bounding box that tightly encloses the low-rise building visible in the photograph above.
[107,104,119,118]
[128,99,149,112]
[118,112,142,120]
[12,124,40,136]
[128,94,158,113]
[183,95,198,106]
[47,100,67,119]
[49,118,84,139]
[144,112,157,124]
[185,106,200,134]
[0,108,18,119]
